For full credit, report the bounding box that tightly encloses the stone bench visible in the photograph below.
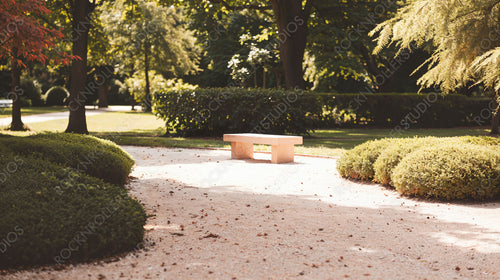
[0,99,12,108]
[223,133,303,163]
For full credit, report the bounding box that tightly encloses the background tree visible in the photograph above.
[371,0,500,134]
[166,0,312,89]
[101,0,200,112]
[304,0,429,92]
[0,0,69,131]
[173,0,424,92]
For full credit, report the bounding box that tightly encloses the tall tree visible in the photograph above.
[101,0,199,112]
[371,0,500,134]
[65,0,98,134]
[0,0,69,131]
[167,0,312,89]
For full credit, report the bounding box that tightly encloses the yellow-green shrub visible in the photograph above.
[336,138,395,181]
[373,136,500,187]
[391,143,500,200]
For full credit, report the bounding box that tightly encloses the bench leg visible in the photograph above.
[271,144,295,164]
[231,142,253,159]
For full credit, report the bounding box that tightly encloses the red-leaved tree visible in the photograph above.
[0,0,72,130]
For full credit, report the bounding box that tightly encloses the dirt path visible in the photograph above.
[4,146,500,280]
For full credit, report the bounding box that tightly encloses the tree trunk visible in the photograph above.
[491,94,499,135]
[97,66,110,108]
[144,44,152,112]
[263,67,267,89]
[9,58,25,131]
[65,0,94,134]
[273,67,282,89]
[271,0,309,89]
[98,79,109,108]
[254,66,258,88]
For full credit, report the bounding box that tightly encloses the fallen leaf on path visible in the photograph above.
[201,233,219,239]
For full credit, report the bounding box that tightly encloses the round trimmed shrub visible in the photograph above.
[0,133,134,186]
[337,138,395,181]
[0,152,146,269]
[373,137,440,186]
[391,143,500,200]
[31,133,132,161]
[45,86,69,106]
[373,136,500,187]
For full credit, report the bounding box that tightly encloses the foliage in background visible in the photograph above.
[371,0,500,134]
[153,88,492,137]
[101,0,200,110]
[154,88,321,136]
[318,93,492,128]
[44,86,69,106]
[371,0,500,93]
[19,77,44,107]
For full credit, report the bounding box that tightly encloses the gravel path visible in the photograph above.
[4,146,500,280]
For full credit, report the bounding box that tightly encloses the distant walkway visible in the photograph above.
[0,106,138,126]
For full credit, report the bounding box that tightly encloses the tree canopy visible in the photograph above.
[0,0,71,130]
[371,0,500,93]
[101,0,200,111]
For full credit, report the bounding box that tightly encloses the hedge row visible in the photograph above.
[337,136,500,200]
[0,133,146,269]
[154,88,322,136]
[153,89,492,136]
[319,92,492,128]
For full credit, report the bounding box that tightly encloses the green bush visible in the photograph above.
[336,138,395,181]
[45,86,69,106]
[31,132,133,162]
[20,78,44,107]
[373,137,441,186]
[154,88,322,137]
[373,136,500,186]
[318,92,492,128]
[391,143,500,200]
[339,136,500,200]
[0,133,134,186]
[0,152,146,268]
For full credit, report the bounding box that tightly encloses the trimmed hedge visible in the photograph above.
[373,137,440,185]
[0,151,146,268]
[317,92,491,128]
[0,135,146,269]
[0,133,134,186]
[337,136,500,200]
[392,144,500,200]
[154,88,322,137]
[373,136,500,186]
[154,89,492,136]
[336,138,396,181]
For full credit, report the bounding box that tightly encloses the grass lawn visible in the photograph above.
[0,106,67,118]
[1,110,494,157]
